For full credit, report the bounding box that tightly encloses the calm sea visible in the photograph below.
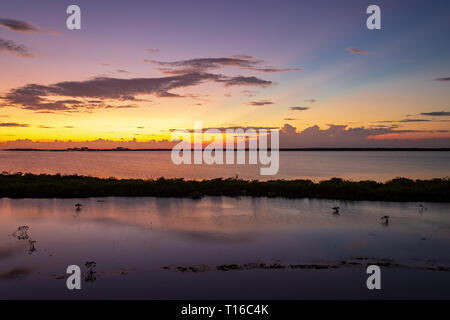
[0,150,449,181]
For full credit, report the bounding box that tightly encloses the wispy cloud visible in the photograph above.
[247,100,274,106]
[2,72,272,111]
[433,77,450,81]
[289,106,309,111]
[242,90,257,97]
[346,48,371,55]
[376,119,431,123]
[144,55,300,74]
[0,122,29,127]
[0,38,33,58]
[421,111,450,116]
[0,18,38,33]
[170,126,279,133]
[146,48,159,53]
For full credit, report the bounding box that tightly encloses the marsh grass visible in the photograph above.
[0,173,449,202]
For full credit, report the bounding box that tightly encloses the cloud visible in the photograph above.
[376,119,431,123]
[247,100,273,106]
[144,55,300,74]
[397,119,429,123]
[0,18,38,33]
[170,126,279,133]
[0,38,33,58]
[289,106,309,111]
[433,77,450,81]
[242,67,302,73]
[116,69,130,74]
[279,124,450,148]
[0,122,29,127]
[2,124,450,149]
[146,48,159,53]
[346,48,371,55]
[284,118,298,120]
[304,99,316,103]
[421,111,450,116]
[242,90,257,97]
[2,72,273,111]
[218,75,272,87]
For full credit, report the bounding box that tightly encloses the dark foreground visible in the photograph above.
[1,173,449,202]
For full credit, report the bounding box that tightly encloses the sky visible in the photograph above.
[0,0,449,148]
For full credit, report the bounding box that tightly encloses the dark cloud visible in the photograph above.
[0,122,29,127]
[289,106,309,111]
[0,38,33,58]
[116,69,130,74]
[398,119,429,123]
[247,100,273,106]
[144,55,300,74]
[346,48,371,55]
[2,72,272,111]
[433,77,450,81]
[284,118,298,120]
[421,111,450,116]
[377,119,430,123]
[242,67,302,73]
[0,18,38,33]
[218,75,272,87]
[376,118,450,124]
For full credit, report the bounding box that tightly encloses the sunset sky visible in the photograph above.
[1,0,450,148]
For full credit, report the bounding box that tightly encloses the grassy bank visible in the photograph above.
[1,173,449,202]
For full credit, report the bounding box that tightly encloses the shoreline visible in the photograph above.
[1,148,450,152]
[1,173,449,202]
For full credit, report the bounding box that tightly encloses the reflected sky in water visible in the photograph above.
[1,197,450,299]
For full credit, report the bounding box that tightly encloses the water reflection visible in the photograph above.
[0,197,449,299]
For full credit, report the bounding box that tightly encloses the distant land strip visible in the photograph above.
[1,173,449,202]
[2,148,450,152]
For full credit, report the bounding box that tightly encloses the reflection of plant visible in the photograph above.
[85,261,97,282]
[13,225,30,240]
[28,239,37,254]
[12,225,38,255]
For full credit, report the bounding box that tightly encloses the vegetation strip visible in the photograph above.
[1,173,449,202]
